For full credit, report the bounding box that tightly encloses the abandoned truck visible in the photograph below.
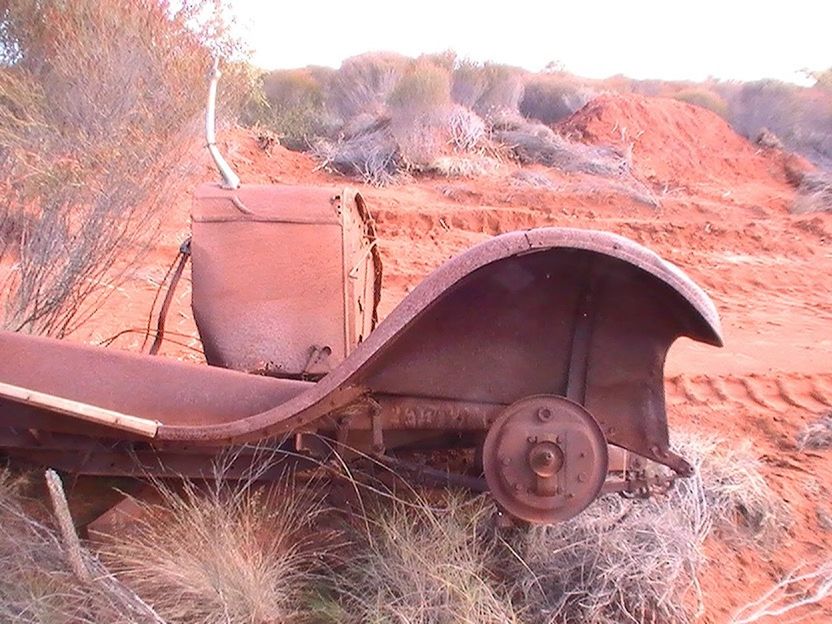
[0,65,722,526]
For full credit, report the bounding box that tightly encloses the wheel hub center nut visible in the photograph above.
[528,441,564,477]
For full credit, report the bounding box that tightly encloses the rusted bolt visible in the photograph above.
[538,407,553,422]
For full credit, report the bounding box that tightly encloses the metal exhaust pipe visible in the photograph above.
[206,58,240,190]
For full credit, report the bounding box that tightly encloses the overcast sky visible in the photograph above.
[230,0,830,84]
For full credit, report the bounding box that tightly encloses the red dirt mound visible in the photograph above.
[219,128,330,185]
[559,94,794,189]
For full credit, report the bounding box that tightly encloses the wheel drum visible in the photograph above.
[482,395,608,523]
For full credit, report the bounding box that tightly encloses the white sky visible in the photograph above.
[230,0,830,84]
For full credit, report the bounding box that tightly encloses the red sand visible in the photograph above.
[559,93,797,189]
[75,96,831,621]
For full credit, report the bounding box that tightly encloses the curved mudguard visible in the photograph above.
[0,228,721,470]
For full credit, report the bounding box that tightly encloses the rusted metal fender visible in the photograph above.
[161,227,722,462]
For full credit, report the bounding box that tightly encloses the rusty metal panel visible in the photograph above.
[341,189,382,347]
[191,183,379,377]
[0,330,311,434]
[156,228,721,447]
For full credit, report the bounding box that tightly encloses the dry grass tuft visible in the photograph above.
[428,155,497,178]
[331,492,520,624]
[509,169,556,189]
[0,430,788,624]
[797,412,832,450]
[495,122,628,177]
[517,492,706,624]
[792,170,832,214]
[731,560,832,623]
[313,125,401,187]
[447,105,487,151]
[673,431,789,545]
[102,469,338,624]
[512,430,787,624]
[0,470,157,624]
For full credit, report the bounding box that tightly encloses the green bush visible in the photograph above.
[328,52,408,120]
[477,63,525,117]
[672,88,729,118]
[450,61,525,119]
[388,62,451,112]
[520,76,592,124]
[246,69,330,149]
[451,60,488,108]
[388,62,452,168]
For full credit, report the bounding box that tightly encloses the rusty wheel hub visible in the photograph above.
[482,395,608,523]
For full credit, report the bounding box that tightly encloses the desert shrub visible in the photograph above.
[246,69,331,150]
[628,78,672,97]
[450,61,525,121]
[328,52,408,120]
[476,64,526,119]
[314,67,492,182]
[672,88,729,118]
[517,490,707,624]
[262,69,324,108]
[495,121,628,176]
[418,49,458,72]
[726,80,799,139]
[451,59,489,108]
[313,127,401,187]
[0,0,236,336]
[339,112,390,140]
[388,62,451,111]
[813,67,832,90]
[520,75,594,124]
[792,170,832,214]
[447,104,487,151]
[388,62,450,169]
[797,412,832,449]
[388,62,452,168]
[332,493,520,624]
[0,207,32,253]
[103,473,336,624]
[723,79,832,168]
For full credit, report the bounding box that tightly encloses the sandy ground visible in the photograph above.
[72,95,832,622]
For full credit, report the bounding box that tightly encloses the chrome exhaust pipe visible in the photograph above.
[206,58,240,190]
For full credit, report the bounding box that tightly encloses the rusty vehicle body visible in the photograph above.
[0,67,722,525]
